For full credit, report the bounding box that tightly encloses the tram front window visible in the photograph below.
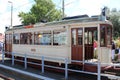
[100,25,112,47]
[107,27,112,45]
[100,26,105,46]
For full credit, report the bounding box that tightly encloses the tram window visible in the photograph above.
[34,32,41,45]
[40,33,51,45]
[78,29,83,45]
[84,32,88,44]
[13,33,20,44]
[28,33,33,44]
[100,26,105,46]
[107,27,112,45]
[88,32,92,44]
[53,30,67,45]
[34,32,51,45]
[9,34,12,44]
[84,31,92,44]
[72,29,76,45]
[93,31,98,41]
[20,33,32,44]
[5,34,9,44]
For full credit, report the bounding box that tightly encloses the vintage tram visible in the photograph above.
[4,15,113,72]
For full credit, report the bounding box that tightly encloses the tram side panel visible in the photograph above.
[98,47,112,64]
[12,44,71,63]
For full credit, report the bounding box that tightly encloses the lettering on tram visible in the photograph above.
[4,14,113,72]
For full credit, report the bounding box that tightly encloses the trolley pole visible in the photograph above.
[8,1,13,28]
[62,0,65,18]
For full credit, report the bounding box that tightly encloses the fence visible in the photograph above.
[2,51,101,80]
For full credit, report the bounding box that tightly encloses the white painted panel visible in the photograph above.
[13,45,71,63]
[99,47,112,65]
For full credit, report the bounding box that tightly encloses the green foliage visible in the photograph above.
[19,0,62,25]
[109,8,120,38]
[18,12,36,25]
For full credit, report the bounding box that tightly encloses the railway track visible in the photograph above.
[0,74,14,80]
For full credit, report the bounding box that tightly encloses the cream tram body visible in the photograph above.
[5,18,113,65]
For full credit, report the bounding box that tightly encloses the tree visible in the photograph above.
[19,0,62,25]
[109,8,120,38]
[19,12,36,25]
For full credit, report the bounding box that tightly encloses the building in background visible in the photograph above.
[0,33,4,52]
[0,33,4,42]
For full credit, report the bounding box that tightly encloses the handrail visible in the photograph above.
[2,51,102,80]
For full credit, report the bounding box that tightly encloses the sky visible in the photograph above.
[0,0,120,34]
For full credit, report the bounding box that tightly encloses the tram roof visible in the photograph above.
[34,15,112,27]
[7,15,112,31]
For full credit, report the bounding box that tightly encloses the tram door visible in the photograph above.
[5,34,12,52]
[84,27,97,60]
[71,28,83,61]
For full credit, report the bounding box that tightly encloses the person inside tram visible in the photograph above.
[94,40,98,59]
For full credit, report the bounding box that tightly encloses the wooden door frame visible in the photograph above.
[84,27,97,60]
[71,28,83,61]
[5,33,12,52]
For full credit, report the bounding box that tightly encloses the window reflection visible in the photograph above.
[85,32,88,44]
[100,26,105,46]
[53,30,67,45]
[34,32,41,45]
[93,31,98,41]
[100,25,112,46]
[5,34,9,44]
[78,29,82,45]
[34,32,51,45]
[20,33,32,44]
[72,29,76,45]
[41,33,51,45]
[107,27,111,45]
[13,33,20,44]
[88,32,92,44]
[85,31,93,44]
